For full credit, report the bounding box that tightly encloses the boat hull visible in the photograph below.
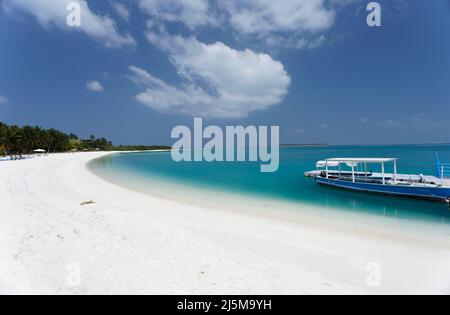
[316,177,450,202]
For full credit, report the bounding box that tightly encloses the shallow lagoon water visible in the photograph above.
[89,145,450,225]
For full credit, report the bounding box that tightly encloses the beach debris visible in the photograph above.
[80,200,96,206]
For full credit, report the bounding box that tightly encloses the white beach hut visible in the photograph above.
[33,149,46,156]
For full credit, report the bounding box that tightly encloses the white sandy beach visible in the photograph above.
[0,152,449,295]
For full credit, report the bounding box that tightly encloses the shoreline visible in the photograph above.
[88,152,450,249]
[1,152,449,294]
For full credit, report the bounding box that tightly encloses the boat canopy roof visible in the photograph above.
[325,158,397,163]
[316,160,339,167]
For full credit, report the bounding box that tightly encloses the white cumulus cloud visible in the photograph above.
[137,0,338,48]
[4,0,135,48]
[224,0,334,35]
[129,34,291,118]
[86,80,104,92]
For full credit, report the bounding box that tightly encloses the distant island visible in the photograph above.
[0,122,171,158]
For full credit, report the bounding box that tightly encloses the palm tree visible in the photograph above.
[0,122,6,146]
[46,129,70,152]
[0,122,116,155]
[21,126,42,153]
[1,126,23,159]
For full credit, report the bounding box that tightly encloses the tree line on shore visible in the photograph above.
[0,122,170,158]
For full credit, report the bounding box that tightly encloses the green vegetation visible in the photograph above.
[0,122,171,158]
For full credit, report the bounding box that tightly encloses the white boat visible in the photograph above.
[305,155,450,203]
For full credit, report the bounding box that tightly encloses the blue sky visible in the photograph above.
[0,0,449,145]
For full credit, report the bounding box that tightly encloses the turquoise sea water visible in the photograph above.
[89,145,450,224]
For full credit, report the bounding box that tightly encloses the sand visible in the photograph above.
[0,152,449,294]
